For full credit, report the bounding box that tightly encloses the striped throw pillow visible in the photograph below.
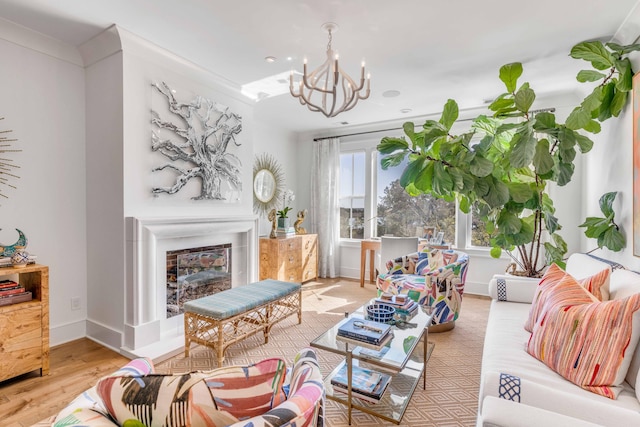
[204,357,287,420]
[526,275,640,399]
[524,263,609,332]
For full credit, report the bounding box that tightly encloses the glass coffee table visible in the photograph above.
[310,300,435,425]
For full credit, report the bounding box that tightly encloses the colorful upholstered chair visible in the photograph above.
[376,249,469,332]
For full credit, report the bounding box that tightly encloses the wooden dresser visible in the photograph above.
[259,234,318,283]
[0,263,49,382]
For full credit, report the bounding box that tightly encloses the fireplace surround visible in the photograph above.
[123,216,258,360]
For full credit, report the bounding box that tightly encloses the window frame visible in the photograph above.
[337,132,493,254]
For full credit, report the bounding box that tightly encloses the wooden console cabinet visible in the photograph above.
[0,264,49,382]
[259,234,318,283]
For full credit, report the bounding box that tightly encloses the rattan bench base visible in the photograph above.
[184,286,301,366]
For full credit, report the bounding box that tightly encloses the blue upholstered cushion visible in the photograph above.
[184,279,300,319]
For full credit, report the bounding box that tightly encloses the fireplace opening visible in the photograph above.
[166,244,231,318]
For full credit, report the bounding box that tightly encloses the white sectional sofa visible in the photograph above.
[477,253,640,426]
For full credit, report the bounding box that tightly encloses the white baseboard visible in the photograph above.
[50,319,87,347]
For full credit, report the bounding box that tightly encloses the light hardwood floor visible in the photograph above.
[0,338,128,426]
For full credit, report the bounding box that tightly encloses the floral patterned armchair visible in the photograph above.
[376,249,469,332]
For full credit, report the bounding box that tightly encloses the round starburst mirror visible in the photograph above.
[253,153,284,217]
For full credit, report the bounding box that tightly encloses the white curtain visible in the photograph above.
[311,137,340,278]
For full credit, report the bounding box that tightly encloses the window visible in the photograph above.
[338,135,490,250]
[375,155,456,243]
[339,151,365,239]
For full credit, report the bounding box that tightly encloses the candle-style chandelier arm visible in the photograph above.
[289,22,371,118]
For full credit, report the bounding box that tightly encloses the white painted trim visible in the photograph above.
[612,0,640,44]
[0,16,83,66]
[50,320,87,347]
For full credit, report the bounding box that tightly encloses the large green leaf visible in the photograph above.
[533,112,556,130]
[509,130,536,168]
[615,58,633,92]
[381,152,407,169]
[378,137,408,155]
[469,155,494,177]
[499,63,523,93]
[599,191,617,217]
[413,161,434,192]
[483,176,510,208]
[515,86,535,113]
[576,70,606,82]
[545,212,559,234]
[574,134,594,153]
[400,157,426,188]
[507,182,534,203]
[566,106,591,130]
[570,41,614,70]
[497,211,522,234]
[533,138,554,174]
[440,99,459,130]
[610,90,628,117]
[432,162,454,195]
[597,82,615,121]
[606,42,640,55]
[488,98,515,112]
[557,161,575,186]
[601,227,626,251]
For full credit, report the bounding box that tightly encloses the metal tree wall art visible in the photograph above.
[151,82,243,200]
[0,117,20,201]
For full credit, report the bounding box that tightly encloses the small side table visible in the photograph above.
[359,239,380,287]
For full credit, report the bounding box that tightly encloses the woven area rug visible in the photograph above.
[155,279,490,427]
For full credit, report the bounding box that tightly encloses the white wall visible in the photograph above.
[252,119,300,236]
[81,26,257,352]
[0,19,87,345]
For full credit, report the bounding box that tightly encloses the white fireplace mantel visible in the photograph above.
[122,215,258,360]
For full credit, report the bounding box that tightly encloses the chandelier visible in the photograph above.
[290,22,370,118]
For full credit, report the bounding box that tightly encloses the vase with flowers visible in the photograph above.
[276,189,295,233]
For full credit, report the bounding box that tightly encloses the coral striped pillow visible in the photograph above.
[524,263,609,332]
[204,357,287,420]
[526,276,640,399]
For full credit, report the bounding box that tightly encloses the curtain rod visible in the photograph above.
[312,107,555,142]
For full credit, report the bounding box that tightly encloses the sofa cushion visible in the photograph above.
[526,275,640,399]
[203,357,287,420]
[524,264,611,332]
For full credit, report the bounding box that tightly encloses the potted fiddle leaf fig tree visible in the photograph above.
[377,40,639,277]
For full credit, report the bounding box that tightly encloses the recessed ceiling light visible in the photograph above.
[286,56,293,61]
[383,90,401,98]
[400,108,412,114]
[265,56,277,63]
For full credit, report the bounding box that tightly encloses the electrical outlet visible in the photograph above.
[71,297,81,310]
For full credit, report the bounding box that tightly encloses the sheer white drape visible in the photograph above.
[311,137,340,278]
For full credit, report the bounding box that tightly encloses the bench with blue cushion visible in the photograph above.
[184,279,302,366]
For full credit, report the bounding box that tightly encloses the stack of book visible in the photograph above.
[330,361,391,403]
[276,226,295,237]
[337,318,392,348]
[0,279,32,306]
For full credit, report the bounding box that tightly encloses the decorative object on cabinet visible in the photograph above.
[0,117,21,201]
[10,246,29,268]
[268,208,277,239]
[253,153,285,217]
[294,209,308,234]
[259,234,318,283]
[0,263,49,382]
[0,228,28,257]
[150,81,243,200]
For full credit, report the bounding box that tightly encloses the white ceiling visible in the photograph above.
[1,0,638,134]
